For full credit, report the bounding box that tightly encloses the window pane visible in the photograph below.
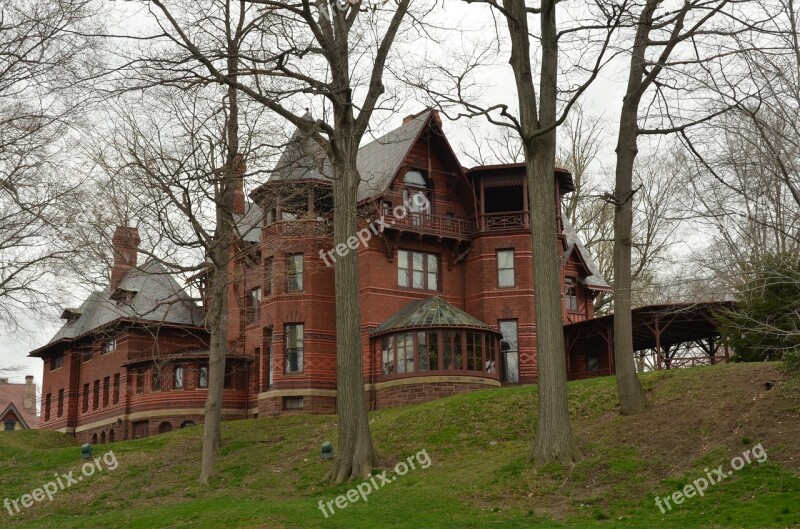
[497,250,515,287]
[413,253,424,270]
[499,320,519,382]
[285,323,304,373]
[499,269,514,287]
[398,251,409,287]
[198,367,208,388]
[427,332,439,370]
[396,332,414,373]
[382,336,394,375]
[417,332,428,372]
[413,270,424,289]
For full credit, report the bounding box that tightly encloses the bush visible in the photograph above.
[717,254,800,362]
[783,350,800,375]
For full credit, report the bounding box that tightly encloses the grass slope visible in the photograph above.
[1,363,799,528]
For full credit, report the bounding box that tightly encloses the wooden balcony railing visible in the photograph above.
[385,212,476,239]
[478,211,530,231]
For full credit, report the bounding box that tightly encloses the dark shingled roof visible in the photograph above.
[371,296,498,336]
[562,218,611,291]
[43,260,204,347]
[267,110,431,202]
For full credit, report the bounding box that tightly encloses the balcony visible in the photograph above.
[478,211,530,231]
[385,212,476,240]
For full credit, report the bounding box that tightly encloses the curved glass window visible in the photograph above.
[378,329,499,379]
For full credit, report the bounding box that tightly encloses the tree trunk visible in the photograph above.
[503,0,580,465]
[325,154,377,484]
[200,42,240,483]
[611,0,658,416]
[199,267,228,483]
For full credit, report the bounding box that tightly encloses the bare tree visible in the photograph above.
[135,0,414,483]
[421,0,626,465]
[608,0,754,414]
[0,0,99,331]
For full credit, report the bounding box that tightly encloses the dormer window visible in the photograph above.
[402,169,432,217]
[103,339,116,355]
[60,308,83,324]
[110,288,136,305]
[404,170,427,187]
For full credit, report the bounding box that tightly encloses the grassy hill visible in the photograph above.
[1,362,799,528]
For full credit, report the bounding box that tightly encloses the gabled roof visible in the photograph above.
[0,402,32,429]
[33,261,204,356]
[261,110,432,203]
[0,383,36,428]
[371,296,499,336]
[562,218,611,291]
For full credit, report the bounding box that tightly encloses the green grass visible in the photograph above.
[1,362,799,528]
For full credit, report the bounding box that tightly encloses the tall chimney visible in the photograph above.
[111,226,141,290]
[232,154,246,215]
[23,375,35,411]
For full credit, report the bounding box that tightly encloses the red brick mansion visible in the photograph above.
[31,109,611,443]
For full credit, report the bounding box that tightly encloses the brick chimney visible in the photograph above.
[403,109,442,128]
[232,154,246,215]
[111,226,141,290]
[23,375,34,412]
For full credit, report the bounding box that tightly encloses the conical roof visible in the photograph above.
[371,296,498,336]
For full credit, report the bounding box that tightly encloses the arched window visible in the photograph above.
[108,430,115,443]
[158,422,173,434]
[100,431,106,444]
[91,433,98,445]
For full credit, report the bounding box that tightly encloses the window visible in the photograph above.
[82,383,89,413]
[497,250,515,288]
[286,254,304,292]
[151,368,161,392]
[4,420,14,431]
[103,338,116,354]
[283,397,304,410]
[198,366,209,389]
[466,332,484,372]
[396,332,414,374]
[417,332,439,371]
[246,287,262,324]
[443,331,463,370]
[113,374,120,404]
[93,380,100,409]
[173,366,184,390]
[135,371,144,394]
[397,250,439,290]
[57,389,64,417]
[102,377,110,407]
[224,363,235,389]
[44,394,51,421]
[51,353,64,371]
[565,278,579,312]
[381,336,395,375]
[264,257,274,295]
[285,323,304,373]
[499,320,519,383]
